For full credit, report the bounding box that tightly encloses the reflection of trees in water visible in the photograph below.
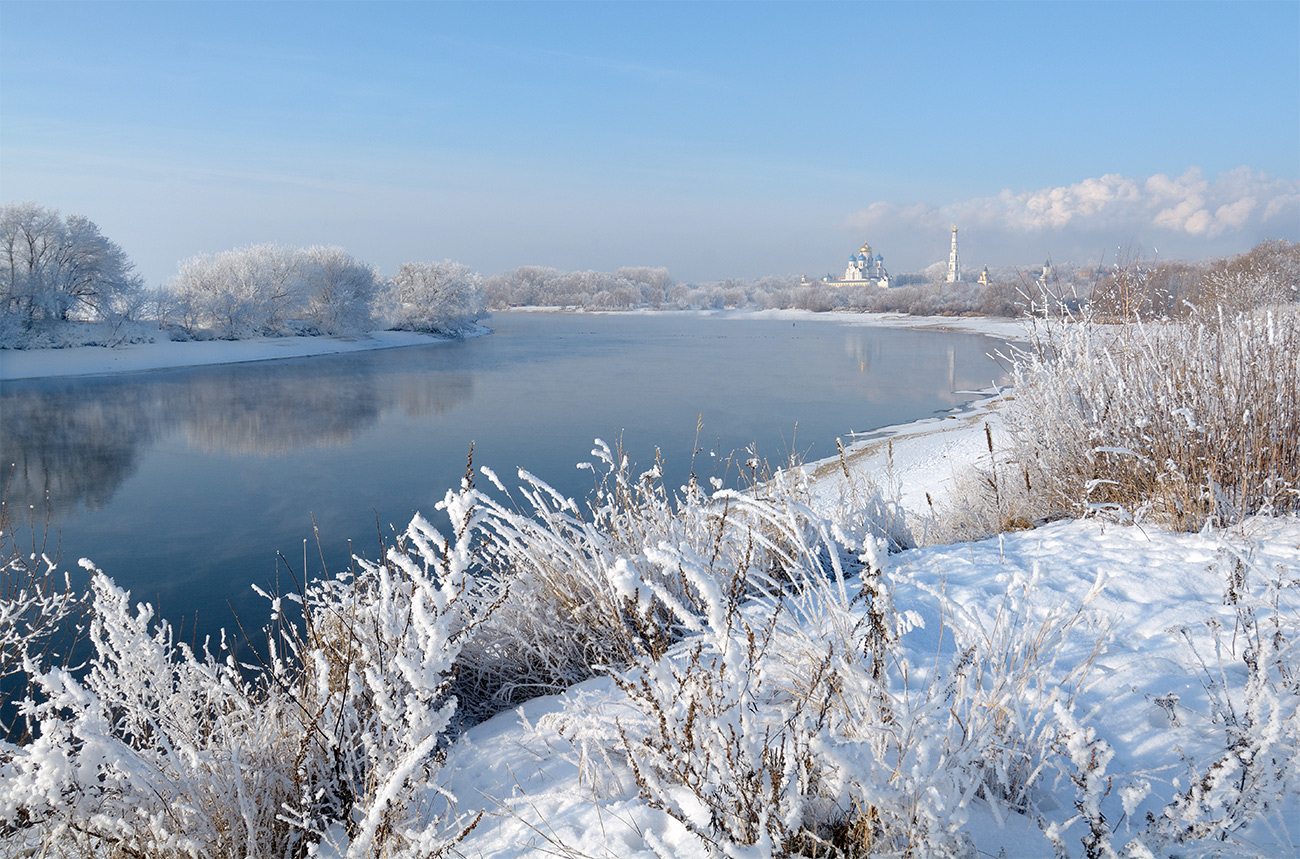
[836,331,992,408]
[1,383,170,515]
[179,369,384,455]
[384,372,475,418]
[1,356,477,517]
[180,364,476,454]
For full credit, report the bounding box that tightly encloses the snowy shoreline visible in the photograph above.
[0,325,492,382]
[0,310,1021,382]
[425,391,1300,858]
[6,308,1298,857]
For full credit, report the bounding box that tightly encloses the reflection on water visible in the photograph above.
[2,360,475,515]
[177,365,475,456]
[0,313,1011,646]
[3,383,167,515]
[180,371,384,456]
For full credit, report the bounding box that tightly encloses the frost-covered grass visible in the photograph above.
[0,500,81,729]
[2,288,1299,856]
[2,440,1298,857]
[1005,305,1299,530]
[448,441,909,726]
[0,317,162,350]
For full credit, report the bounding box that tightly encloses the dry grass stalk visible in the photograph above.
[1005,304,1299,530]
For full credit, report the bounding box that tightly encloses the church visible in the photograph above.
[827,240,890,288]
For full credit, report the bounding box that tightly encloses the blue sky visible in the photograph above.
[2,1,1297,287]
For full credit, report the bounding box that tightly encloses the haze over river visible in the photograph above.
[1,312,1011,644]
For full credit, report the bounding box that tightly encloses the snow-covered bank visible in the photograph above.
[497,305,1027,342]
[435,514,1300,858]
[805,388,1009,525]
[11,305,1297,858]
[0,310,1019,383]
[423,391,1300,858]
[731,307,1027,343]
[793,308,1026,341]
[0,325,490,381]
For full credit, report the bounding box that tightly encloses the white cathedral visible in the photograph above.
[830,240,890,288]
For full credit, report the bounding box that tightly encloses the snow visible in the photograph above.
[7,309,1298,856]
[447,554,1295,855]
[0,326,490,381]
[425,398,1300,857]
[769,308,1028,341]
[433,517,1300,857]
[435,678,690,857]
[0,310,1016,382]
[804,388,1010,523]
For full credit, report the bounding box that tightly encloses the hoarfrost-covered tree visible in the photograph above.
[1195,238,1300,314]
[483,265,674,309]
[168,243,380,338]
[0,202,144,325]
[298,245,379,334]
[169,243,297,338]
[383,260,487,333]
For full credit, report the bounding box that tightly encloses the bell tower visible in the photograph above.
[946,227,960,284]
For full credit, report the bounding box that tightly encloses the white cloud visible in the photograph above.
[847,167,1298,243]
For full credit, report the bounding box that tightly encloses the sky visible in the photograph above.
[1,1,1297,287]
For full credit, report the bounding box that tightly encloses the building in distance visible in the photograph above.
[825,240,890,288]
[947,227,961,283]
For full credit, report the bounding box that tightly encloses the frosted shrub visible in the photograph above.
[1005,305,1300,529]
[270,498,486,857]
[297,245,379,334]
[587,500,1109,857]
[170,242,303,338]
[0,505,81,733]
[167,243,380,338]
[484,265,673,309]
[1193,239,1300,316]
[382,260,486,335]
[604,534,919,856]
[1,566,301,855]
[450,442,851,722]
[0,494,484,856]
[1139,545,1300,856]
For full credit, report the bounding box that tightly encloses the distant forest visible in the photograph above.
[482,239,1299,320]
[3,201,1297,350]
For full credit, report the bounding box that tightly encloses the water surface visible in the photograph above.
[1,312,1009,642]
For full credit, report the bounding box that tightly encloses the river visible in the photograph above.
[0,311,1010,643]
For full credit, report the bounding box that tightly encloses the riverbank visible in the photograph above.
[6,311,1297,857]
[0,310,1019,381]
[426,402,1300,858]
[805,387,1009,534]
[0,325,491,381]
[502,305,1028,340]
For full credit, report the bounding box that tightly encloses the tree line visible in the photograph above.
[484,245,1299,319]
[0,203,487,347]
[5,201,1296,349]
